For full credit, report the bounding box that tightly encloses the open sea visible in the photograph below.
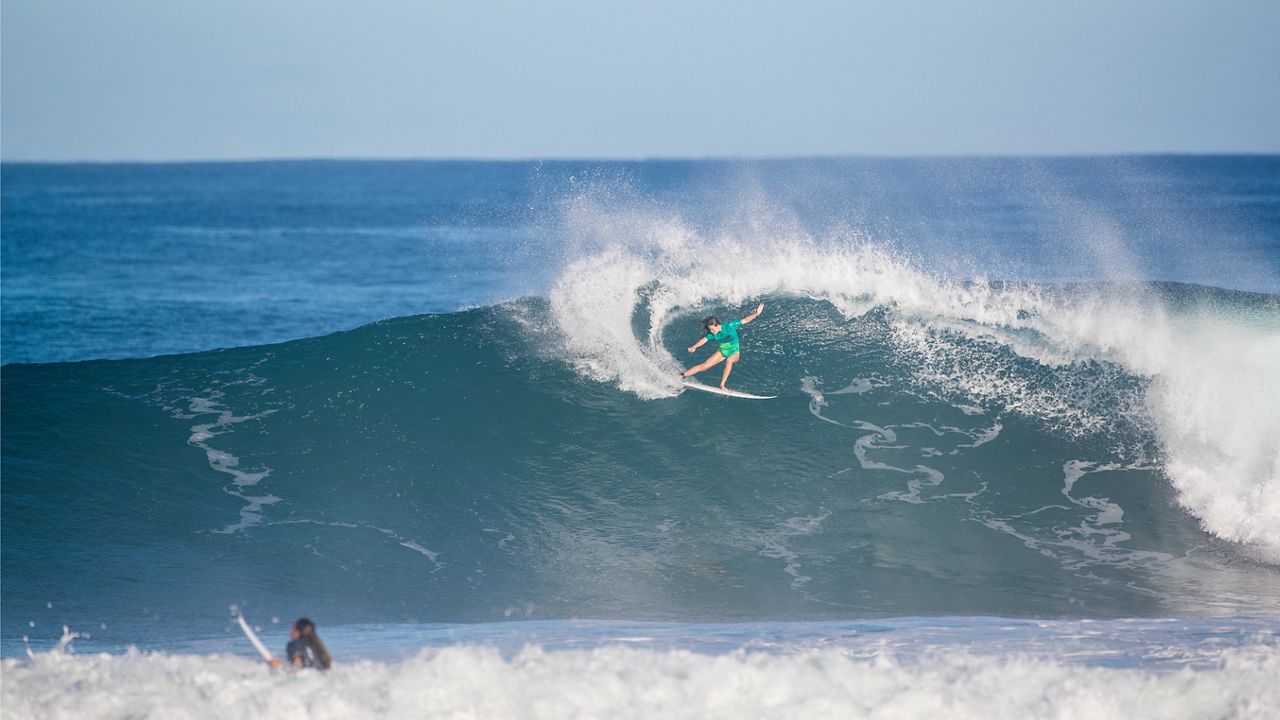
[3,157,1279,718]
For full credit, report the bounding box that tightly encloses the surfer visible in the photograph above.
[267,618,332,670]
[679,303,765,390]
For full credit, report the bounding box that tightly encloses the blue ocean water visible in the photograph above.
[2,158,1279,717]
[4,157,1277,364]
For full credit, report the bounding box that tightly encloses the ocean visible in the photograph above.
[2,157,1279,718]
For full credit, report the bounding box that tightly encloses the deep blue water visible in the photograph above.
[2,158,1278,668]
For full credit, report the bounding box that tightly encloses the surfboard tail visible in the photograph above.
[680,379,777,400]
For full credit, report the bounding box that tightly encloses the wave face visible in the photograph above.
[547,211,1280,564]
[4,247,1280,645]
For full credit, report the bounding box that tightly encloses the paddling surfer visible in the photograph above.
[267,618,332,670]
[679,303,765,390]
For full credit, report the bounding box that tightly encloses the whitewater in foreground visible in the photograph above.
[6,618,1279,720]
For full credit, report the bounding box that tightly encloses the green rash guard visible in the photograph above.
[706,319,743,358]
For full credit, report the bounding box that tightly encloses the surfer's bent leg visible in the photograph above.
[719,352,740,389]
[681,352,726,378]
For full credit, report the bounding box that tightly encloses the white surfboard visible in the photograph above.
[236,613,277,662]
[681,379,776,400]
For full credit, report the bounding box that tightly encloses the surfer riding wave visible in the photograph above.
[679,303,765,390]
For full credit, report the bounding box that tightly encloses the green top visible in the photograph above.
[706,319,743,357]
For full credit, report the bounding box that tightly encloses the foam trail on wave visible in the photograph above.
[181,396,280,534]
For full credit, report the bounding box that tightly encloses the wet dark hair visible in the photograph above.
[295,618,332,670]
[702,316,720,334]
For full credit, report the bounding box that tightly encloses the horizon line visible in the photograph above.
[3,150,1278,166]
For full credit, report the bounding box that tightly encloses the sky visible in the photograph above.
[2,0,1278,161]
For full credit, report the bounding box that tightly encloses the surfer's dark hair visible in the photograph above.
[702,316,720,333]
[295,618,332,670]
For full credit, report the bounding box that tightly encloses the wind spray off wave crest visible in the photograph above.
[547,198,927,398]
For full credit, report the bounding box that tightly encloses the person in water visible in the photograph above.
[268,618,332,670]
[679,303,765,389]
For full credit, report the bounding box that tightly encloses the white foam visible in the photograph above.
[832,378,876,395]
[4,643,1277,720]
[543,201,1280,561]
[800,376,846,426]
[182,395,281,534]
[968,460,1173,573]
[759,511,832,590]
[255,519,446,571]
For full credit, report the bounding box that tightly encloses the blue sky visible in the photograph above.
[3,0,1278,161]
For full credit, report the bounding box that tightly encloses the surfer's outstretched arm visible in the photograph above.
[687,337,708,354]
[740,303,765,325]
